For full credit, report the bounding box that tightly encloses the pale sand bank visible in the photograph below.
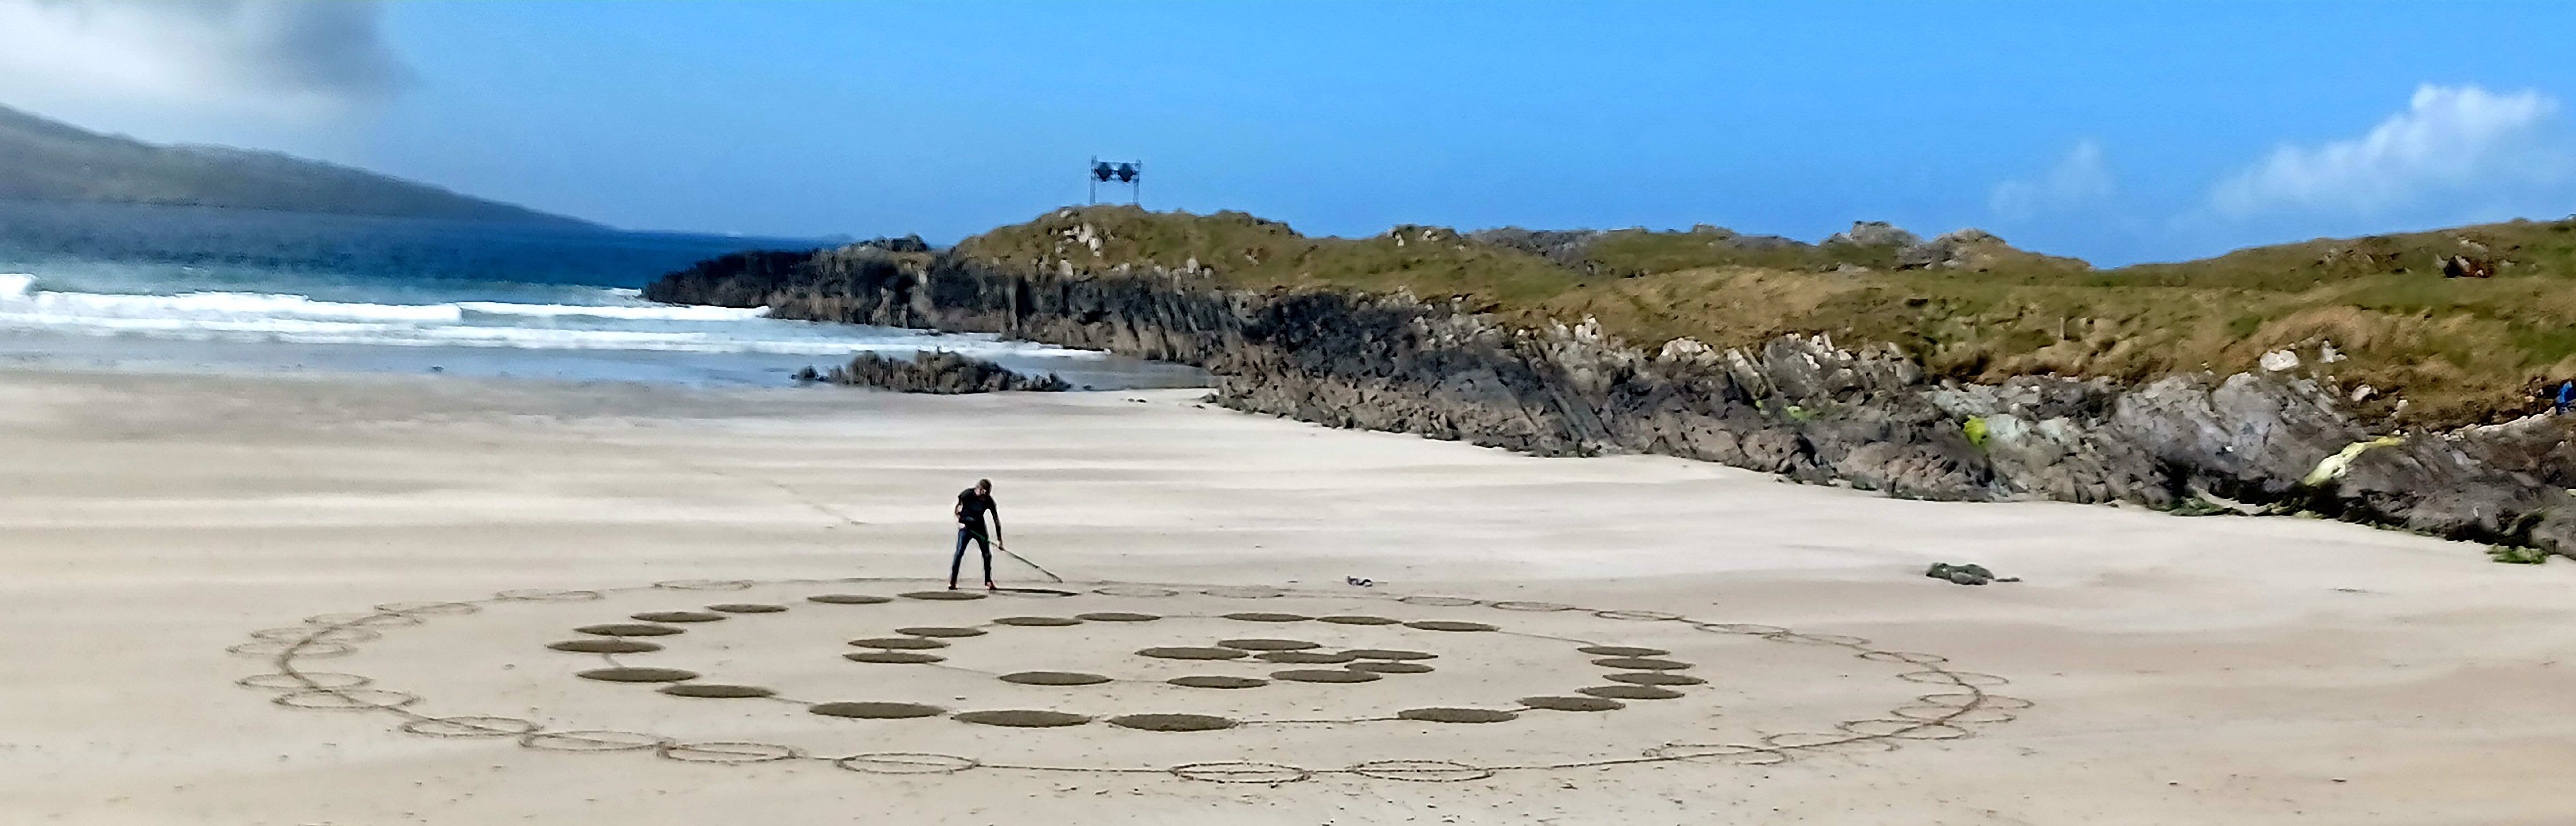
[2,367,2571,825]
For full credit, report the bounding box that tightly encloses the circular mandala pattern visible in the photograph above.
[234,575,2025,786]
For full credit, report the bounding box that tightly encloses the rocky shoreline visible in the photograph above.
[796,350,1071,394]
[648,245,2576,558]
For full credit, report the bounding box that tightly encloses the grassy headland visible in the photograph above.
[957,206,2576,428]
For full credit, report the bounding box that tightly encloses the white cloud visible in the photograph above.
[1990,140,2115,220]
[2211,85,2564,218]
[0,0,411,124]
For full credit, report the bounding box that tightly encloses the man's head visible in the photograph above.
[976,479,992,494]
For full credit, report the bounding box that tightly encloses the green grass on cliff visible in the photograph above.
[953,206,2576,427]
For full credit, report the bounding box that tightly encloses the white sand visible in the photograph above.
[3,366,2572,825]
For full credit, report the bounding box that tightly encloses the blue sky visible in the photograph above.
[3,1,2572,264]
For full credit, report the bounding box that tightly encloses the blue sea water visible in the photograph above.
[0,202,1203,388]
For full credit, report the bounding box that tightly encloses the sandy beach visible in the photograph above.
[4,365,2572,826]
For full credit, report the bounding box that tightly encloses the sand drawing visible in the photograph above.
[231,577,2026,783]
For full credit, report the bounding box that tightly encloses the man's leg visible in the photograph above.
[976,531,996,588]
[949,528,970,588]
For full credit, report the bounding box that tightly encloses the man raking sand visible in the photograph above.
[949,478,1063,589]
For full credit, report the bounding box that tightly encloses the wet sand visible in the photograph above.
[2,366,2571,825]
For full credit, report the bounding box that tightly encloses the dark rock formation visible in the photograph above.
[647,243,2576,558]
[805,351,1070,394]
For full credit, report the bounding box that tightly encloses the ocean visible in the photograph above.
[0,202,1204,389]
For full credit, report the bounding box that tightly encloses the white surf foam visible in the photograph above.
[0,276,1096,360]
[455,301,767,321]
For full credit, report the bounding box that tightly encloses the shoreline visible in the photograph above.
[4,363,2573,823]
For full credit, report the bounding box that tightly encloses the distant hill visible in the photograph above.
[0,104,593,227]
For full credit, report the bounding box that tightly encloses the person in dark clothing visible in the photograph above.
[950,479,1000,590]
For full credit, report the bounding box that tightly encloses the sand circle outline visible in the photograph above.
[1169,761,1311,784]
[237,672,371,690]
[834,752,980,775]
[399,716,542,738]
[659,741,804,764]
[1347,759,1496,782]
[519,730,668,752]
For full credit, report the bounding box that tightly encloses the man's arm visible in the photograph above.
[989,501,1003,545]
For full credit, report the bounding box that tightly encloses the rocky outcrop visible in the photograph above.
[800,351,1070,394]
[648,248,2576,557]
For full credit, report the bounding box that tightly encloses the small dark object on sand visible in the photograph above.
[1925,562,2021,585]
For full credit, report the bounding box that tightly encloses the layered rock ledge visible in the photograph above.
[650,246,2576,557]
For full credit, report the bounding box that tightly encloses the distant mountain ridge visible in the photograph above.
[0,104,593,227]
